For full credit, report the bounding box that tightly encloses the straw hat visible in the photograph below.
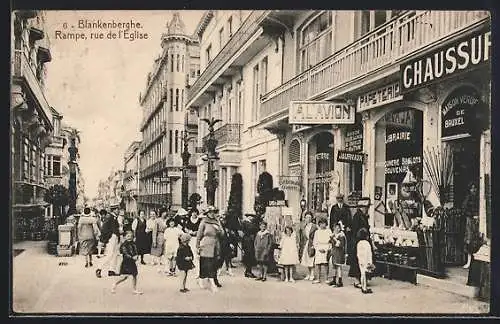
[176,207,189,216]
[203,205,218,215]
[180,233,191,243]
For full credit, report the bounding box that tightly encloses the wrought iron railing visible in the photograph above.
[201,123,242,148]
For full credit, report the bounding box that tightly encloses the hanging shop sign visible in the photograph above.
[358,82,402,112]
[344,126,363,152]
[289,101,355,125]
[337,150,365,164]
[401,28,491,93]
[441,86,482,140]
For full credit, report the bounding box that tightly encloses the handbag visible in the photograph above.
[366,263,376,274]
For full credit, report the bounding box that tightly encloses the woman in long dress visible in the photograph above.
[132,210,150,265]
[185,209,202,271]
[150,211,168,271]
[300,211,318,281]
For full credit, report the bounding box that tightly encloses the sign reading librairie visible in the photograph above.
[289,101,355,125]
[401,28,491,93]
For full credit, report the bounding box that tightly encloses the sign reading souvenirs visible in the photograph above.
[384,156,422,175]
[289,101,355,125]
[401,29,491,93]
[337,150,365,164]
[441,86,482,139]
[358,82,402,112]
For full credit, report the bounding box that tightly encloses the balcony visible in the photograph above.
[139,157,166,179]
[12,49,53,128]
[260,10,490,123]
[202,123,242,149]
[137,193,172,205]
[140,123,166,153]
[186,10,273,108]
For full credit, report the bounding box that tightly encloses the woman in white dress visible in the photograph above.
[300,212,318,280]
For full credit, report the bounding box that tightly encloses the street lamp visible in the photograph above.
[181,132,194,209]
[201,117,222,207]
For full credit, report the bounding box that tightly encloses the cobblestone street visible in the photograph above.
[12,241,489,314]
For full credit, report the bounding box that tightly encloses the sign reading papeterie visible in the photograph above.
[358,82,402,112]
[289,101,355,125]
[401,28,491,93]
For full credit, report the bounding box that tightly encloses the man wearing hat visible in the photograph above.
[329,193,352,233]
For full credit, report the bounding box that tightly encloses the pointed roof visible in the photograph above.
[167,11,186,36]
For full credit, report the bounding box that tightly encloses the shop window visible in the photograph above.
[349,163,363,192]
[308,132,334,215]
[288,139,301,164]
[299,11,333,72]
[374,107,423,229]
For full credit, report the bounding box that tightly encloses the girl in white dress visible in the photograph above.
[278,226,299,282]
[357,228,374,294]
[312,218,332,284]
[300,212,317,281]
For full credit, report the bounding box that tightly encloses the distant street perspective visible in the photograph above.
[11,9,491,314]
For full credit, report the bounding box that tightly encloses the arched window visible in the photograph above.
[299,11,333,72]
[288,139,301,164]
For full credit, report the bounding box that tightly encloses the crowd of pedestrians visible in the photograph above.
[75,193,376,295]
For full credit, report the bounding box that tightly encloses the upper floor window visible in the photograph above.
[181,55,185,72]
[206,44,212,64]
[299,11,333,72]
[359,10,399,37]
[175,130,179,153]
[169,130,173,154]
[176,54,180,72]
[170,88,174,111]
[170,54,174,72]
[175,89,179,111]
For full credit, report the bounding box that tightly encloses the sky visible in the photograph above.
[43,10,204,199]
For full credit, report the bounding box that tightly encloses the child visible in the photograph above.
[330,222,346,287]
[111,231,142,295]
[278,225,299,283]
[356,228,374,294]
[176,233,195,293]
[163,217,184,276]
[254,220,274,282]
[312,218,332,284]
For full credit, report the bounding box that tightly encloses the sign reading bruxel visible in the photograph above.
[289,101,355,125]
[401,29,491,93]
[441,86,482,139]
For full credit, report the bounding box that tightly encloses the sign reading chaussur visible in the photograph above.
[289,101,355,125]
[401,28,491,93]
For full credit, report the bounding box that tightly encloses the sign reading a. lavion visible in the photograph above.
[401,28,491,93]
[289,101,355,125]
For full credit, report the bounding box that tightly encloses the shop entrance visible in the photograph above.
[448,136,480,206]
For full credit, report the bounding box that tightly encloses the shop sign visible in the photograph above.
[289,101,355,125]
[384,109,416,129]
[291,124,313,133]
[315,153,330,160]
[345,128,363,152]
[268,200,288,207]
[384,156,422,175]
[279,175,302,189]
[358,82,402,112]
[337,150,365,164]
[401,29,491,93]
[441,86,481,140]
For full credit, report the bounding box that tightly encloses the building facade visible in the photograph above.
[122,141,141,216]
[137,12,199,214]
[11,10,54,241]
[187,10,491,242]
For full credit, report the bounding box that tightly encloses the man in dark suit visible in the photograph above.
[329,193,352,232]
